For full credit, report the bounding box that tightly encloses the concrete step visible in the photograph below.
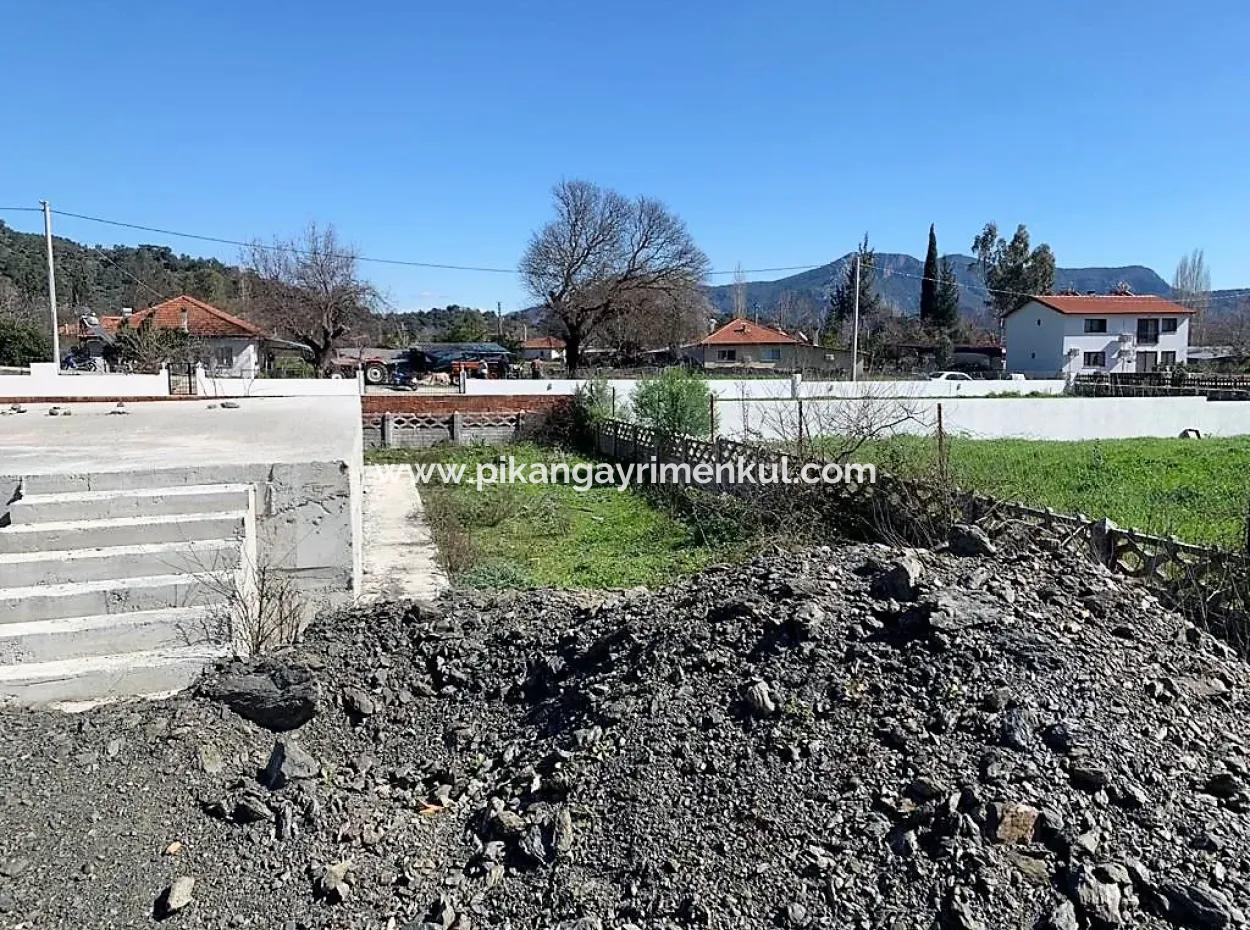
[0,539,242,587]
[19,469,251,496]
[0,606,220,665]
[0,645,231,707]
[0,511,247,554]
[8,484,252,525]
[0,573,233,624]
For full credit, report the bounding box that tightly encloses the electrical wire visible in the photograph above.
[2,204,1246,306]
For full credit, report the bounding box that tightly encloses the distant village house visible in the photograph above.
[61,295,292,376]
[520,335,566,363]
[682,319,853,374]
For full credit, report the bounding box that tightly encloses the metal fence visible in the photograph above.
[594,417,1248,634]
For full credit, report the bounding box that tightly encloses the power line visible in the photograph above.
[50,209,522,274]
[4,204,1248,306]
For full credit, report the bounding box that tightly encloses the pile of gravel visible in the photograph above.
[2,534,1249,929]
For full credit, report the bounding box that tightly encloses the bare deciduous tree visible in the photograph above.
[519,180,709,373]
[244,223,377,375]
[1173,248,1211,341]
[733,263,748,319]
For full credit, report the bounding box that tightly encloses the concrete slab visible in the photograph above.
[0,397,361,474]
[360,464,448,603]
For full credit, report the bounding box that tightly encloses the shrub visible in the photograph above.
[0,316,52,367]
[631,367,713,437]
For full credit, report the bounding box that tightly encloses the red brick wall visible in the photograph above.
[361,394,571,415]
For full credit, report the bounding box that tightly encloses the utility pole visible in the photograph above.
[497,301,503,338]
[41,200,60,367]
[850,253,860,382]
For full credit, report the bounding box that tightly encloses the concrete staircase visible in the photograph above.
[0,475,256,707]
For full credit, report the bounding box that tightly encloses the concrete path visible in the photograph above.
[360,464,449,603]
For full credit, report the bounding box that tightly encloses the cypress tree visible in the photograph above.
[920,224,939,323]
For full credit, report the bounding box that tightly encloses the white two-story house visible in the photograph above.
[1003,294,1193,378]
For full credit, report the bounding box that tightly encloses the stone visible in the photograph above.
[200,658,321,732]
[312,860,352,904]
[1069,765,1110,792]
[260,739,320,790]
[988,802,1040,844]
[1202,772,1244,799]
[158,876,196,916]
[946,524,996,557]
[1073,869,1122,929]
[1160,882,1245,929]
[233,795,275,824]
[198,744,224,775]
[552,807,575,856]
[1042,901,1079,930]
[342,686,377,719]
[491,810,526,838]
[744,680,776,717]
[870,555,923,602]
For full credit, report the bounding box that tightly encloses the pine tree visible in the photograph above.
[920,224,940,323]
[826,235,881,335]
[934,257,960,329]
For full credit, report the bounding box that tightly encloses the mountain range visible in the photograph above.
[704,252,1183,324]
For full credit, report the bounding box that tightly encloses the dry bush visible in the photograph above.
[420,485,479,576]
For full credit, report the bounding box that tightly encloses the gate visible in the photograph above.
[168,363,197,396]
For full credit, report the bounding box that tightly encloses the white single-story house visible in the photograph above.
[1003,294,1193,378]
[520,335,566,362]
[682,319,853,373]
[63,295,273,376]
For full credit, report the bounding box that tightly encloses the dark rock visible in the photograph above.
[260,739,320,790]
[1069,765,1110,792]
[200,658,321,732]
[870,555,923,602]
[946,524,996,557]
[1159,882,1246,929]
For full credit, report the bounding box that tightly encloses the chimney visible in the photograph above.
[121,307,133,319]
[180,308,189,333]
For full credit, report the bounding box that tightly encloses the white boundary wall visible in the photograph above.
[721,395,1250,442]
[196,368,363,397]
[463,376,1067,401]
[0,363,170,398]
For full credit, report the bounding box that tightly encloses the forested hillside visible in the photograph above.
[0,221,243,321]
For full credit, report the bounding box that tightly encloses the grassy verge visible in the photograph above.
[843,435,1250,549]
[367,443,745,589]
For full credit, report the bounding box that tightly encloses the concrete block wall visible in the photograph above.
[362,395,570,449]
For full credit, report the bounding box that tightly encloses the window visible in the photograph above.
[215,346,234,369]
[716,349,737,362]
[1162,318,1178,334]
[1136,318,1160,344]
[1161,351,1176,366]
[1084,318,1107,333]
[1083,351,1106,368]
[760,347,782,362]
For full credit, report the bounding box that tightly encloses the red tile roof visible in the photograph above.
[700,319,801,346]
[1018,294,1195,317]
[523,336,565,349]
[99,295,266,337]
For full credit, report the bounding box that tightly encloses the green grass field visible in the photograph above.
[852,435,1250,548]
[367,443,740,589]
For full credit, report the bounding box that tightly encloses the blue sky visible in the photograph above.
[2,0,1247,310]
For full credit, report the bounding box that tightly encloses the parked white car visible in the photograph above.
[928,371,974,381]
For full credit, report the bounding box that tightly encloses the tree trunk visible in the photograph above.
[565,329,583,375]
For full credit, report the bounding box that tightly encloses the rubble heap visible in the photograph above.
[2,537,1249,929]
